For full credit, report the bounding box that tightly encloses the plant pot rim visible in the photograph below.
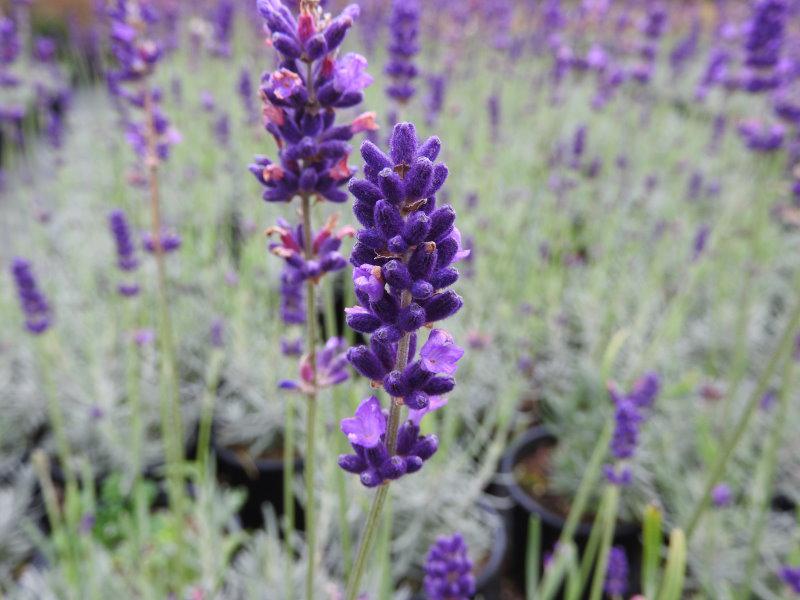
[212,435,303,472]
[500,425,638,537]
[475,502,508,589]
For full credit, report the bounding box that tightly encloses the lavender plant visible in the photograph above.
[105,0,187,517]
[340,122,468,598]
[250,0,376,596]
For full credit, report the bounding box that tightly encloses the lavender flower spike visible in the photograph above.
[779,565,800,594]
[108,209,140,297]
[604,546,629,596]
[10,258,52,334]
[384,0,420,104]
[340,122,465,488]
[424,533,475,600]
[603,373,660,486]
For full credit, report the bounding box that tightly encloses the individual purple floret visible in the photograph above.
[237,68,258,124]
[779,565,800,594]
[744,0,787,71]
[108,209,140,297]
[10,258,52,335]
[384,0,419,105]
[210,318,225,348]
[280,266,306,325]
[266,215,353,283]
[711,483,733,508]
[250,0,376,205]
[603,372,660,486]
[338,395,441,487]
[209,0,235,58]
[142,229,182,254]
[423,533,475,600]
[604,546,629,596]
[737,120,785,152]
[280,336,349,393]
[692,224,710,261]
[425,74,446,126]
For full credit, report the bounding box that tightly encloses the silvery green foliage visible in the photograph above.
[223,510,325,600]
[9,481,244,599]
[0,469,36,590]
[212,311,288,455]
[0,345,46,475]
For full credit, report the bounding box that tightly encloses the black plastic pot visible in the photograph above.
[499,426,641,596]
[213,434,304,530]
[411,504,508,600]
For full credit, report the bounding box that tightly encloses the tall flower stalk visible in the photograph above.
[106,0,184,514]
[250,1,375,597]
[341,122,468,599]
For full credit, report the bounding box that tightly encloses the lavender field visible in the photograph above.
[1,0,800,598]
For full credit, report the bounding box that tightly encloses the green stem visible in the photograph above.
[283,394,296,599]
[300,193,319,600]
[197,350,224,480]
[37,336,76,496]
[587,486,620,600]
[345,483,390,600]
[738,353,796,600]
[558,421,614,545]
[685,292,800,539]
[143,86,184,516]
[334,387,353,575]
[345,291,413,600]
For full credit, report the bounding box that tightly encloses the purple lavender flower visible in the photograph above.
[692,224,710,261]
[133,328,155,346]
[142,229,182,254]
[711,483,733,508]
[419,329,464,376]
[604,546,629,596]
[10,258,52,335]
[779,565,800,594]
[604,373,660,486]
[744,0,787,70]
[384,0,420,105]
[669,18,700,76]
[209,0,235,58]
[34,36,57,63]
[251,0,376,205]
[280,337,349,393]
[108,209,140,297]
[425,74,446,126]
[280,266,306,324]
[338,395,442,487]
[267,215,353,283]
[210,318,225,348]
[281,337,303,356]
[423,533,475,600]
[737,120,785,152]
[106,1,180,165]
[487,93,500,141]
[237,68,258,124]
[340,122,465,486]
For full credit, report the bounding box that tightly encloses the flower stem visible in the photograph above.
[738,349,795,600]
[300,192,319,600]
[143,86,184,517]
[587,485,620,600]
[685,291,800,539]
[345,290,413,600]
